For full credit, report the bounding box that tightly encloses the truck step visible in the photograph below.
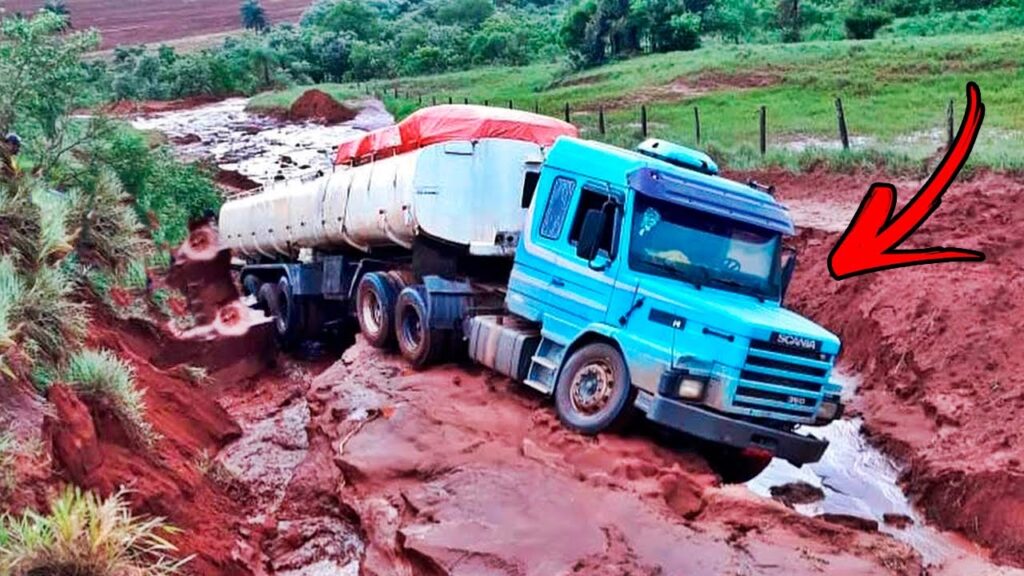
[523,378,554,394]
[530,355,559,371]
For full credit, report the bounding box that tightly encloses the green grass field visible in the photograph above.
[249,32,1024,172]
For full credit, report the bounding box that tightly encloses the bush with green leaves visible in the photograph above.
[845,7,895,39]
[68,170,148,271]
[64,348,154,445]
[0,487,187,576]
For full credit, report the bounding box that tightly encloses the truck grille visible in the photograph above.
[732,339,833,421]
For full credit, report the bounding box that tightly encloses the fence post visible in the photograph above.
[393,86,398,98]
[484,99,490,106]
[759,105,767,157]
[508,100,514,109]
[534,101,539,114]
[432,96,437,106]
[598,106,605,135]
[947,99,955,148]
[641,105,648,137]
[835,97,850,150]
[464,97,469,105]
[564,102,571,123]
[694,106,701,146]
[418,94,422,105]
[448,96,453,105]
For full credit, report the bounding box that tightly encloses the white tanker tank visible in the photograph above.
[220,105,577,261]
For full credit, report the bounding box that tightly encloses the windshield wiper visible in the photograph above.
[706,276,766,302]
[647,260,706,290]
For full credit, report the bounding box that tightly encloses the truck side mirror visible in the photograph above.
[780,247,798,303]
[576,209,606,262]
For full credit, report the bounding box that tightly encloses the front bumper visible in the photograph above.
[646,395,829,466]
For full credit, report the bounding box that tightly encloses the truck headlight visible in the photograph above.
[677,376,706,400]
[816,396,843,422]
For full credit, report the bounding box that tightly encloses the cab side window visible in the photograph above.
[569,187,617,257]
[539,176,575,239]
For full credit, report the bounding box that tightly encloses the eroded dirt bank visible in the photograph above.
[304,343,920,575]
[761,167,1024,566]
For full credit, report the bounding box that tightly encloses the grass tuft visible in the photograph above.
[64,349,155,446]
[0,486,188,576]
[15,265,88,370]
[68,170,148,272]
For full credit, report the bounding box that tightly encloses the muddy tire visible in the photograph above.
[357,272,399,349]
[242,275,261,297]
[256,282,278,316]
[395,286,443,368]
[273,276,302,347]
[554,342,635,435]
[704,447,773,484]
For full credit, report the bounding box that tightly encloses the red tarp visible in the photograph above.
[334,105,579,165]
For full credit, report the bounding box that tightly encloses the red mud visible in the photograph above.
[103,96,225,117]
[759,167,1024,566]
[273,89,358,125]
[302,343,920,575]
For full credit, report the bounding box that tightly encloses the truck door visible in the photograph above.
[515,176,622,334]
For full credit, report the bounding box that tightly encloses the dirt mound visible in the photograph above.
[766,168,1024,566]
[296,342,920,575]
[216,169,261,192]
[287,90,358,124]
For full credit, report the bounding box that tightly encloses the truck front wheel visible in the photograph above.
[356,272,399,349]
[395,286,443,368]
[554,343,635,435]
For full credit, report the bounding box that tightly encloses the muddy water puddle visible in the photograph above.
[130,97,393,186]
[749,374,1017,574]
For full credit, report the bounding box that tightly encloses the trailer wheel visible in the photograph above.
[356,272,399,349]
[256,282,278,316]
[242,275,261,298]
[395,286,442,368]
[274,276,303,347]
[554,342,635,435]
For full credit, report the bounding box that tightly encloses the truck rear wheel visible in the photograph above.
[357,272,399,349]
[554,342,635,435]
[395,286,443,368]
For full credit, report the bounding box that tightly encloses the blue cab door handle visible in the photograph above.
[551,278,565,287]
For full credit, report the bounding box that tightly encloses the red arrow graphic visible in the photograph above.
[828,82,986,280]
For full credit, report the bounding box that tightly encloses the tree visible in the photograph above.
[778,0,800,42]
[435,0,496,27]
[42,0,71,29]
[704,0,764,43]
[240,0,270,32]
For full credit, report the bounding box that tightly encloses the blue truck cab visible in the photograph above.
[470,137,843,480]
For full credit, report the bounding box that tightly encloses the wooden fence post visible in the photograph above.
[694,106,701,146]
[508,100,514,109]
[759,105,767,157]
[835,97,850,150]
[564,102,571,123]
[393,86,398,98]
[464,97,469,105]
[484,99,490,106]
[432,96,437,106]
[418,95,422,105]
[598,106,606,135]
[534,101,539,114]
[947,99,955,148]
[641,105,648,137]
[448,96,453,105]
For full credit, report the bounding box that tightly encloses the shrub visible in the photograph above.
[0,257,23,378]
[0,432,14,497]
[68,170,148,271]
[64,349,154,445]
[845,8,894,39]
[0,487,187,576]
[15,265,87,369]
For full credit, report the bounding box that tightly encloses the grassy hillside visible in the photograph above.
[250,31,1024,172]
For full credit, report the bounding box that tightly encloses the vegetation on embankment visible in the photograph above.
[252,31,1024,172]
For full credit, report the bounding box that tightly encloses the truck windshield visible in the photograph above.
[629,193,781,299]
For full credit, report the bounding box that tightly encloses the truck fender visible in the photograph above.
[422,275,474,332]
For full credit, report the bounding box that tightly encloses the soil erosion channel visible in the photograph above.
[134,98,1013,575]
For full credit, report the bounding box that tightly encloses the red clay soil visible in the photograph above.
[280,89,358,125]
[300,343,920,575]
[103,96,224,117]
[4,0,310,49]
[756,167,1024,566]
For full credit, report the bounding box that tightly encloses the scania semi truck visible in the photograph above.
[218,105,844,481]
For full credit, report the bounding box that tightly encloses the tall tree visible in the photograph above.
[778,0,800,43]
[240,0,270,32]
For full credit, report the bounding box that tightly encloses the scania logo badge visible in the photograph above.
[771,332,820,352]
